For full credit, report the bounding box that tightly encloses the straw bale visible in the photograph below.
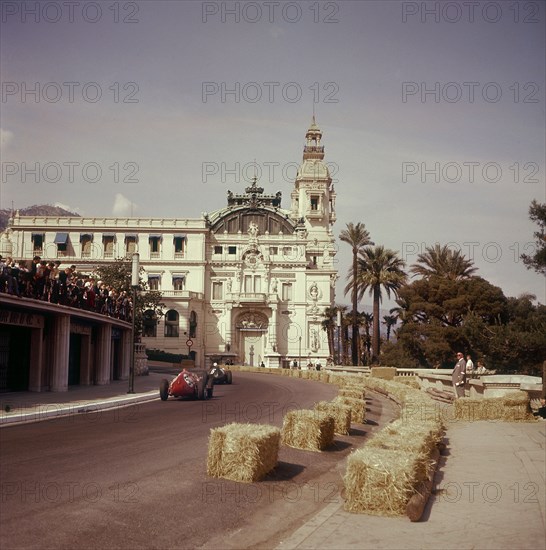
[207,423,281,482]
[367,418,444,457]
[319,372,331,383]
[333,396,366,424]
[300,370,310,379]
[314,401,352,435]
[454,392,535,422]
[344,448,430,516]
[395,377,421,390]
[371,367,396,380]
[406,446,440,521]
[341,382,368,395]
[338,387,366,401]
[281,409,335,451]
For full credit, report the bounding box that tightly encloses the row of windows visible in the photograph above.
[213,245,298,258]
[143,309,197,338]
[147,275,186,291]
[211,279,292,300]
[30,233,186,259]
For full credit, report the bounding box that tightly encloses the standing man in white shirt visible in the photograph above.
[466,355,474,379]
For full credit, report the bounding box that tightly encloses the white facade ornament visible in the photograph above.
[309,282,321,301]
[310,327,319,351]
[248,221,258,243]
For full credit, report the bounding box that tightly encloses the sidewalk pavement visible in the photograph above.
[1,378,544,550]
[0,373,163,426]
[277,420,546,550]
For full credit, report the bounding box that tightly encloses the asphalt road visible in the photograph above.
[0,373,398,550]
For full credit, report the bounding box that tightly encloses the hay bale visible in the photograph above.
[319,372,331,383]
[281,409,335,451]
[406,446,440,521]
[207,423,281,482]
[314,401,352,435]
[371,367,396,380]
[338,387,366,401]
[344,448,430,516]
[454,392,534,422]
[333,396,366,424]
[395,377,421,390]
[341,383,368,396]
[367,418,444,457]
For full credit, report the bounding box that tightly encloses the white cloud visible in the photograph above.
[0,128,14,149]
[54,202,83,215]
[112,194,136,216]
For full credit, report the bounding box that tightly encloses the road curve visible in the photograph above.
[0,372,398,549]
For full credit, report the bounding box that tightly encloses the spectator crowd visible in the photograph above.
[0,255,132,321]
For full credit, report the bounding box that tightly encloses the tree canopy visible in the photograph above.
[521,200,546,276]
[94,258,164,339]
[340,222,373,365]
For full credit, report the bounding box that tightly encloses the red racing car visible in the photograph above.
[159,369,214,401]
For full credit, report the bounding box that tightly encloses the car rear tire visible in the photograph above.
[206,376,214,398]
[197,373,207,400]
[159,379,169,401]
[226,370,233,384]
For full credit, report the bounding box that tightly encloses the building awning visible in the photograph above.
[125,234,138,239]
[149,234,162,239]
[31,232,44,239]
[54,233,69,244]
[173,234,187,239]
[147,274,160,279]
[172,275,185,280]
[80,233,93,241]
[102,233,116,238]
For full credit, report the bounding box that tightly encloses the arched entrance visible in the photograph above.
[235,311,269,367]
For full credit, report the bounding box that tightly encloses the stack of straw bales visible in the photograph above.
[281,409,335,451]
[366,418,444,454]
[454,391,535,422]
[333,396,366,423]
[314,400,352,435]
[338,387,366,400]
[394,377,421,389]
[207,423,281,482]
[344,448,432,516]
[342,376,446,520]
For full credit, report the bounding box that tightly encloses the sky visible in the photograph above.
[1,0,545,308]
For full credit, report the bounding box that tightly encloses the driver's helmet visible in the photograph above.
[213,362,218,367]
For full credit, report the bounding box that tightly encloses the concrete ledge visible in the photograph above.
[0,391,157,426]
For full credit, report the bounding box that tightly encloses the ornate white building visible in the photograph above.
[1,119,338,368]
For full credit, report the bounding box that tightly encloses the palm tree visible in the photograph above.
[321,305,347,364]
[382,314,397,341]
[410,243,477,280]
[321,306,338,360]
[389,296,410,327]
[358,311,373,363]
[356,245,407,361]
[341,309,352,365]
[340,222,374,365]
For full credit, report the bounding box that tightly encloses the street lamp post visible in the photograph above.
[298,335,302,370]
[128,252,140,394]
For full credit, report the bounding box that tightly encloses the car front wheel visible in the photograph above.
[159,379,169,401]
